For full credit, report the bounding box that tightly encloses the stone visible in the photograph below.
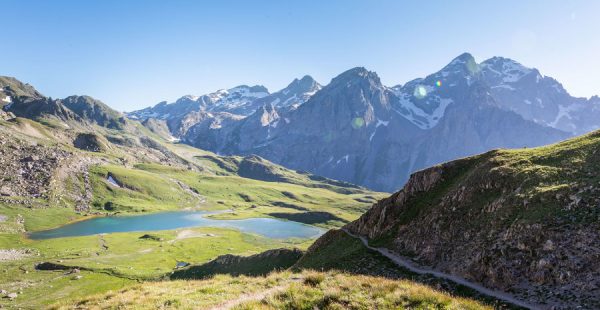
[543,240,555,251]
[0,186,13,196]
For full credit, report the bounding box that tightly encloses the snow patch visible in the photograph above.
[536,98,543,106]
[550,104,579,127]
[481,58,532,83]
[376,119,389,127]
[2,96,13,110]
[107,175,121,187]
[491,84,516,91]
[369,119,389,142]
[369,131,377,142]
[336,155,350,165]
[391,90,453,129]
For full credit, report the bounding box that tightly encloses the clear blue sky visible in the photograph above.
[3,0,599,111]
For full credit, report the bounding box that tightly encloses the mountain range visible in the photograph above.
[128,53,600,192]
[2,55,600,308]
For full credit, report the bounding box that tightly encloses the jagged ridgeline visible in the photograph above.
[302,129,600,309]
[127,53,600,192]
[0,77,128,130]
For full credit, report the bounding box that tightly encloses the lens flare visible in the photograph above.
[435,80,442,87]
[351,117,365,129]
[414,85,427,99]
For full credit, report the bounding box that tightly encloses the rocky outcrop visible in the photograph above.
[170,248,303,279]
[237,155,289,183]
[73,133,110,152]
[346,163,446,239]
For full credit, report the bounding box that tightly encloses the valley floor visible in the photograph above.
[0,221,310,309]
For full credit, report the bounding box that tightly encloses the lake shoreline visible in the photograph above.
[28,210,325,240]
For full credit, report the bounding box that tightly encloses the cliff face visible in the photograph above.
[337,130,600,308]
[346,164,446,239]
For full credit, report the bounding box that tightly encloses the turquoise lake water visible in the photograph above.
[29,211,325,240]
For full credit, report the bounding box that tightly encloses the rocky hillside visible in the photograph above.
[130,53,600,192]
[305,130,600,309]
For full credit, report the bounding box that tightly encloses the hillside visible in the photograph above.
[54,270,490,309]
[0,76,385,308]
[304,129,600,309]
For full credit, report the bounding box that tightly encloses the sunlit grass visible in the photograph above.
[54,270,491,310]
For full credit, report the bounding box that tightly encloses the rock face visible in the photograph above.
[333,130,600,309]
[0,131,73,200]
[73,133,110,152]
[127,53,598,192]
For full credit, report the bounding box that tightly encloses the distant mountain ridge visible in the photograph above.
[1,77,129,130]
[127,76,321,136]
[128,53,600,191]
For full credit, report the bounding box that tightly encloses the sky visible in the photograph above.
[3,0,599,111]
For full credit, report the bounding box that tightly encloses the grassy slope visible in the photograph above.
[89,162,382,228]
[295,230,523,309]
[0,113,385,308]
[54,270,490,310]
[0,225,306,309]
[301,129,600,309]
[410,129,600,227]
[361,129,600,251]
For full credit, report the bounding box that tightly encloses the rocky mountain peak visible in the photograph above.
[0,76,44,99]
[285,75,321,94]
[480,56,535,83]
[229,85,270,95]
[60,95,128,129]
[330,67,382,87]
[439,52,479,77]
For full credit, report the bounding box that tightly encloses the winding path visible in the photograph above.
[341,229,541,310]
